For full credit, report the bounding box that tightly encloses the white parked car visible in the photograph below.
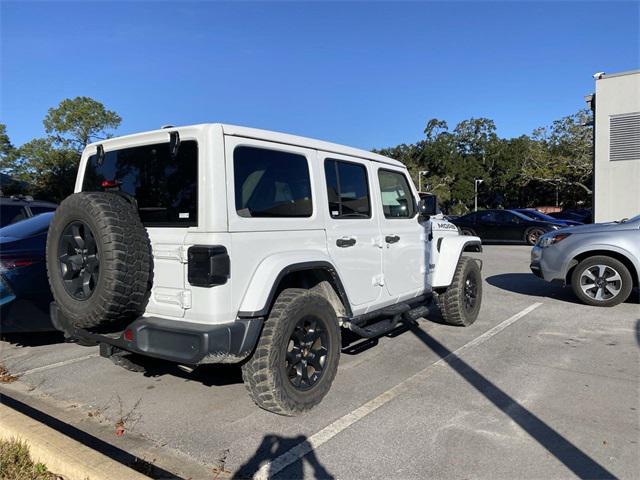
[46,124,482,414]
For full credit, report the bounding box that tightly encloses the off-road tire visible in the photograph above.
[571,256,633,307]
[241,288,341,416]
[46,192,152,331]
[437,256,482,327]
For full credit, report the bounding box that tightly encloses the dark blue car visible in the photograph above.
[1,212,55,332]
[512,208,583,227]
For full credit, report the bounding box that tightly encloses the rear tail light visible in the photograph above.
[187,245,230,287]
[0,257,39,271]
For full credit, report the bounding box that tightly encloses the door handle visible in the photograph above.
[385,235,400,244]
[336,237,356,248]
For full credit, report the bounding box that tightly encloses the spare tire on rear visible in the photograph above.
[46,192,152,331]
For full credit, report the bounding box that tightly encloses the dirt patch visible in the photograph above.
[0,364,18,384]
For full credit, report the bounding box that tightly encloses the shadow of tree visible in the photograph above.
[233,434,334,480]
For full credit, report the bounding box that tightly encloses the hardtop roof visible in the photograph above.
[87,123,404,167]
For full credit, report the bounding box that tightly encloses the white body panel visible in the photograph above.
[76,123,478,326]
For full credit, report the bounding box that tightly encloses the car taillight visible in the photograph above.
[0,257,39,271]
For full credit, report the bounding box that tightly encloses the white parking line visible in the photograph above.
[253,302,543,480]
[15,353,100,376]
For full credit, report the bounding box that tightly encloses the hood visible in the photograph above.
[559,219,639,235]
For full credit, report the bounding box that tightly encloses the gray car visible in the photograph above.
[530,214,640,306]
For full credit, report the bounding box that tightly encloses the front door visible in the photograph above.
[322,153,383,307]
[376,168,427,297]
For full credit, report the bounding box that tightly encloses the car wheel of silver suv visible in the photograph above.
[571,256,633,307]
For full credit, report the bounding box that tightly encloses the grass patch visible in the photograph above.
[0,438,60,479]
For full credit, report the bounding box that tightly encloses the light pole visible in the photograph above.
[418,171,429,192]
[474,178,484,212]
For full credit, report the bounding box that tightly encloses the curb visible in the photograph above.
[0,403,150,480]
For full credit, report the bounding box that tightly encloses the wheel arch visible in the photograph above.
[237,255,351,318]
[432,236,482,288]
[566,249,639,287]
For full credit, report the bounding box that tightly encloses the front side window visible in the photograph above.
[234,146,312,218]
[378,170,416,219]
[324,159,371,219]
[82,140,198,227]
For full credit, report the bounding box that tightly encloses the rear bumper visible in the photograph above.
[50,303,263,365]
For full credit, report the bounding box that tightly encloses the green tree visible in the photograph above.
[44,96,122,154]
[8,97,122,201]
[0,123,16,171]
[522,109,593,201]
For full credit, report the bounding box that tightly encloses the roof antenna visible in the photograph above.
[96,144,105,166]
[169,131,181,159]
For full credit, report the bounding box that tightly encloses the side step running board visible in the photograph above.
[343,304,430,339]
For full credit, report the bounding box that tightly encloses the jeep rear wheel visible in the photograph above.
[437,256,482,326]
[46,192,152,331]
[241,288,340,415]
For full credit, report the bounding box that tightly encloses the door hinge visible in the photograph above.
[372,274,385,287]
[154,288,192,309]
[153,244,190,263]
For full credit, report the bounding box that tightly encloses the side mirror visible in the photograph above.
[418,195,437,219]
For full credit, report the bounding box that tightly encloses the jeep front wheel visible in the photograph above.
[437,256,482,326]
[241,288,341,415]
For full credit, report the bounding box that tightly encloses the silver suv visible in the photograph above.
[530,214,640,306]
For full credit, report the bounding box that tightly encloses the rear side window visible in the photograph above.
[324,159,371,219]
[234,146,312,218]
[82,140,198,227]
[29,206,57,216]
[378,170,416,218]
[1,205,28,227]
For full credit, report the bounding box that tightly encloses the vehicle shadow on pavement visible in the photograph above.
[407,322,617,479]
[232,434,334,479]
[0,331,66,347]
[486,273,639,305]
[108,353,245,386]
[486,273,582,304]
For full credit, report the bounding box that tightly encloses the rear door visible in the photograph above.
[376,167,427,297]
[81,138,200,318]
[322,153,383,306]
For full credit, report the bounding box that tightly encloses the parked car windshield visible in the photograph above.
[0,212,53,239]
[514,209,557,222]
[82,140,198,227]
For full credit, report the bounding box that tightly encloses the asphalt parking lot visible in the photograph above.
[1,245,639,479]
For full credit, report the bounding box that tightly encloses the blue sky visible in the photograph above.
[1,1,638,150]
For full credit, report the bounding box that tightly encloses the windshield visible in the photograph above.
[516,209,556,222]
[0,212,53,239]
[82,140,198,227]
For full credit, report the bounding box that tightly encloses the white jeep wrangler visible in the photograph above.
[46,124,482,415]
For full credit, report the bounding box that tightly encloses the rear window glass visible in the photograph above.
[1,205,28,228]
[82,141,198,227]
[233,146,312,218]
[29,206,57,216]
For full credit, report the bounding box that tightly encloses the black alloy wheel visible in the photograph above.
[58,221,100,300]
[285,316,329,390]
[463,273,478,313]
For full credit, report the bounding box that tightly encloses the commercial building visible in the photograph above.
[587,70,640,222]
